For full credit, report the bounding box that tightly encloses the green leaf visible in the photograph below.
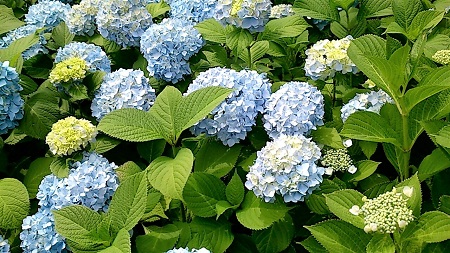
[215,200,236,219]
[293,0,340,20]
[115,161,142,181]
[195,19,227,44]
[359,0,392,18]
[90,135,121,154]
[202,45,228,67]
[24,157,52,198]
[341,111,401,147]
[306,179,342,215]
[135,224,180,253]
[418,148,450,181]
[434,125,450,148]
[343,160,380,182]
[325,189,366,229]
[407,10,444,39]
[226,171,245,206]
[194,140,241,178]
[0,33,39,67]
[226,28,253,55]
[439,196,450,215]
[253,214,294,253]
[0,6,25,34]
[108,172,147,232]
[300,236,328,253]
[18,92,61,139]
[260,15,309,40]
[53,205,107,248]
[366,234,395,253]
[148,148,193,200]
[239,40,269,65]
[359,141,378,159]
[407,211,450,243]
[311,127,345,149]
[392,0,422,29]
[236,192,291,230]
[98,108,162,142]
[396,174,422,216]
[99,228,131,253]
[423,240,450,253]
[306,220,372,253]
[0,178,30,229]
[183,172,227,217]
[137,139,166,163]
[19,74,38,95]
[145,1,170,18]
[51,22,74,47]
[187,217,234,253]
[50,157,70,178]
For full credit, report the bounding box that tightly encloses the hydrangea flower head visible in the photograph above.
[166,248,211,253]
[45,116,97,156]
[350,187,414,233]
[66,0,101,36]
[20,208,67,253]
[140,18,204,83]
[0,25,48,60]
[320,148,356,175]
[304,35,358,80]
[245,134,325,203]
[166,0,217,23]
[0,235,10,253]
[91,68,156,120]
[269,4,294,19]
[96,0,153,47]
[0,61,21,95]
[55,42,111,72]
[0,61,24,135]
[263,81,324,139]
[25,0,70,30]
[215,0,272,33]
[186,67,271,146]
[341,90,394,122]
[432,50,450,65]
[49,57,88,85]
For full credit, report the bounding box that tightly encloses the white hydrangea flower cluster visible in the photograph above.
[320,148,356,175]
[340,90,394,122]
[304,35,359,80]
[350,187,415,233]
[432,50,450,65]
[269,4,294,19]
[66,0,101,36]
[165,247,211,253]
[245,135,325,203]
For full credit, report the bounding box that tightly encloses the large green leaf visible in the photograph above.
[418,148,450,181]
[195,19,227,44]
[260,15,309,40]
[236,192,291,230]
[98,229,131,253]
[358,0,392,18]
[306,220,372,253]
[0,178,30,229]
[145,1,170,18]
[293,0,340,20]
[407,211,450,243]
[183,172,227,217]
[0,33,39,68]
[392,0,423,30]
[23,157,52,198]
[226,28,253,55]
[433,125,450,148]
[407,10,445,39]
[0,5,25,34]
[187,217,234,253]
[301,236,328,253]
[342,160,380,182]
[51,22,74,47]
[253,214,294,253]
[135,224,180,253]
[226,171,245,206]
[90,135,121,154]
[396,174,422,216]
[311,127,345,149]
[194,140,241,178]
[366,234,395,253]
[325,189,366,229]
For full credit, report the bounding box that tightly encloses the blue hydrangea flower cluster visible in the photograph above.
[245,134,325,203]
[166,248,211,253]
[20,209,67,253]
[55,42,111,72]
[186,67,271,147]
[340,90,394,122]
[140,18,204,83]
[37,152,119,212]
[66,0,100,36]
[0,25,48,60]
[269,4,294,19]
[166,0,218,23]
[304,35,359,80]
[263,81,324,139]
[91,68,156,120]
[25,0,71,30]
[0,235,10,253]
[215,0,272,33]
[0,61,24,135]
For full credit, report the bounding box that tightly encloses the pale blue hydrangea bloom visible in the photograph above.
[304,36,358,81]
[269,4,294,19]
[0,61,24,135]
[245,134,325,203]
[20,208,67,253]
[55,42,111,72]
[140,18,204,83]
[215,0,272,33]
[166,248,211,253]
[263,81,324,139]
[0,235,10,253]
[340,90,394,122]
[0,25,48,60]
[25,0,70,30]
[186,67,271,147]
[91,68,156,120]
[166,0,218,23]
[36,152,119,212]
[66,0,101,36]
[96,0,153,48]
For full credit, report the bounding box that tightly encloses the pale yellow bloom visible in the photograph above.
[49,57,88,84]
[432,50,450,65]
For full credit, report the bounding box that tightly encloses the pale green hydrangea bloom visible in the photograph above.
[350,187,414,233]
[432,50,450,65]
[46,116,97,156]
[320,148,356,175]
[49,57,88,84]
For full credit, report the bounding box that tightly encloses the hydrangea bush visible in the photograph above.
[1,0,450,252]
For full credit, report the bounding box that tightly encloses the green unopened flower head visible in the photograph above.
[432,50,450,65]
[49,57,88,84]
[320,148,356,175]
[349,187,414,234]
[46,116,97,156]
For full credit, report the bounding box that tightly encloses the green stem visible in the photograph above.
[400,111,411,181]
[247,46,252,69]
